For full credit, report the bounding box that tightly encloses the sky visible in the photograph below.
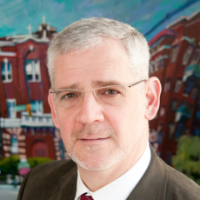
[0,0,200,41]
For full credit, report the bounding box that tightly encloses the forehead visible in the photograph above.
[53,40,134,89]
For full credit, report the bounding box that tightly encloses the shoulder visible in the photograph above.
[161,158,200,200]
[17,159,77,200]
[27,159,77,183]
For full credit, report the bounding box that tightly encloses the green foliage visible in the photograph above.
[0,155,20,175]
[27,157,52,169]
[0,174,6,181]
[0,156,52,176]
[172,136,200,185]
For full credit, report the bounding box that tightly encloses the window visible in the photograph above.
[183,75,198,95]
[191,88,199,99]
[164,78,171,92]
[32,141,48,157]
[11,135,18,154]
[174,78,182,93]
[182,46,193,65]
[149,62,154,74]
[168,123,175,137]
[171,99,177,112]
[25,60,41,82]
[6,99,16,118]
[171,45,179,63]
[155,60,158,71]
[1,58,12,82]
[160,57,164,68]
[175,123,184,140]
[31,100,43,113]
[190,48,200,65]
[160,106,166,117]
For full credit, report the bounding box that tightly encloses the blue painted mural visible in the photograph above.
[0,0,200,194]
[0,0,200,40]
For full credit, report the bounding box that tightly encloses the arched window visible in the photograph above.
[174,78,182,93]
[171,45,179,63]
[1,58,12,82]
[32,141,48,157]
[182,46,193,65]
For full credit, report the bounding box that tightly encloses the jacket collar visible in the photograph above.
[126,145,168,200]
[48,163,77,200]
[48,145,168,200]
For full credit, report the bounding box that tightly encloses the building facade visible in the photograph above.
[0,18,66,162]
[149,11,200,164]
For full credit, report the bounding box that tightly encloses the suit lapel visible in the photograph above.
[126,145,168,200]
[48,145,168,200]
[48,164,77,200]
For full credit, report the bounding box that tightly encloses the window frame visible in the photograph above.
[1,58,12,83]
[25,60,41,82]
[6,99,16,119]
[171,45,179,63]
[182,45,193,66]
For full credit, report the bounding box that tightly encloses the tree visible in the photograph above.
[27,157,52,168]
[172,135,200,185]
[0,155,20,175]
[0,156,52,176]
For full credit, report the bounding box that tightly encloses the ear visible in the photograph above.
[48,90,60,128]
[144,77,161,120]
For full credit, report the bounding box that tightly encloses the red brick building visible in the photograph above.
[0,18,66,162]
[149,11,200,164]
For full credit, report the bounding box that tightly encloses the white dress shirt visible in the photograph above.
[75,143,151,200]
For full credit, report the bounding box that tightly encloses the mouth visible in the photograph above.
[78,137,110,144]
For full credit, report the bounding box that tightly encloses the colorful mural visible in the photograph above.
[149,10,200,163]
[0,1,200,190]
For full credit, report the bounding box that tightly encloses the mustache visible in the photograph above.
[72,124,116,139]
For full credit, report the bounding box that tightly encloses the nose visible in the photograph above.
[75,91,104,124]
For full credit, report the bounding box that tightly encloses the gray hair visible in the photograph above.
[47,17,150,87]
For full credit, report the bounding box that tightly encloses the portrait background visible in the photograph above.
[0,0,200,188]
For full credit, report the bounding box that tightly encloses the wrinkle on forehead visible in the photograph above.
[53,39,134,88]
[57,61,126,75]
[55,40,131,70]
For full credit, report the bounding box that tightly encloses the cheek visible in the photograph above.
[103,105,134,141]
[56,109,76,142]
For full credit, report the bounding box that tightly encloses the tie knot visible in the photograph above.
[80,193,94,200]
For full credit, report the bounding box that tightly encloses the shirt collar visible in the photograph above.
[75,143,151,200]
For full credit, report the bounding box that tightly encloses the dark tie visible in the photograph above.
[80,193,94,200]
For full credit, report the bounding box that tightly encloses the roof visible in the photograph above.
[167,9,200,28]
[149,29,176,46]
[6,35,49,44]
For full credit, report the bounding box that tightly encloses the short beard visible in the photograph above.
[66,124,129,170]
[66,93,145,171]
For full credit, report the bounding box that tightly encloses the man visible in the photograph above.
[17,18,200,200]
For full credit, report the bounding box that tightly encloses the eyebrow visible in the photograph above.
[92,80,123,87]
[56,83,80,90]
[55,80,124,91]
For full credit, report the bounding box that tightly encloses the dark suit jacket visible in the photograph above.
[17,145,200,200]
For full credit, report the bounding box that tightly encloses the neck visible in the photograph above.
[78,132,148,192]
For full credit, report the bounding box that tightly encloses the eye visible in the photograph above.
[60,92,77,100]
[65,93,75,99]
[104,89,119,95]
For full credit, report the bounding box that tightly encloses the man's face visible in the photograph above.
[49,39,148,170]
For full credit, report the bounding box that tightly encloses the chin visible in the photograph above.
[68,147,128,171]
